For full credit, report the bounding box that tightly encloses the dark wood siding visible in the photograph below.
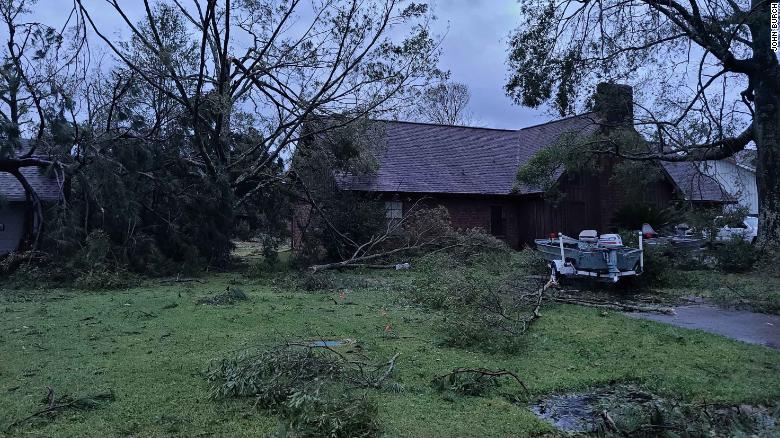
[516,171,676,245]
[291,167,680,252]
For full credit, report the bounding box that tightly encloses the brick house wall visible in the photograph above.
[409,195,522,248]
[291,177,678,252]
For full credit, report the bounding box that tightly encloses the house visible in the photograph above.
[0,154,63,256]
[697,152,758,215]
[295,83,731,249]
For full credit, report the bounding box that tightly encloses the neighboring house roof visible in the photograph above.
[660,161,733,203]
[734,149,757,171]
[336,114,601,196]
[0,164,64,203]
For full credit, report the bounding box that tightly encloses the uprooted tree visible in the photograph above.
[506,0,780,252]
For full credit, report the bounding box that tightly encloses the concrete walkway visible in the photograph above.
[626,304,780,350]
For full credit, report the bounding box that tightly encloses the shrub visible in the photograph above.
[714,237,758,273]
[612,204,681,231]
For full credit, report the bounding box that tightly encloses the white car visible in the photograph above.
[714,216,758,244]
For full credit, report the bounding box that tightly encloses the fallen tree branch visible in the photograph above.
[525,278,556,330]
[157,277,206,284]
[308,244,437,271]
[314,262,410,270]
[355,352,400,389]
[551,295,675,314]
[434,367,528,393]
[6,389,115,431]
[478,277,557,336]
[600,410,625,436]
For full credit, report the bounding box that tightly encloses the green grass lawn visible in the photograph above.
[1,269,779,437]
[650,269,780,314]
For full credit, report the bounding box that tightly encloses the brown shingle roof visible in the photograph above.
[336,114,601,195]
[335,115,730,202]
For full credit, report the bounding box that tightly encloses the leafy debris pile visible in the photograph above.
[197,287,248,305]
[207,342,399,437]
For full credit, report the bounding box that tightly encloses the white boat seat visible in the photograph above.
[578,230,598,243]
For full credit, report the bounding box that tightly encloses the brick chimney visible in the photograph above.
[593,83,634,127]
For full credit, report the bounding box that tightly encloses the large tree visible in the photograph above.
[506,0,780,251]
[76,0,441,208]
[1,0,441,264]
[415,81,472,125]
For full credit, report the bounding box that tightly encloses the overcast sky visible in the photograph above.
[429,0,549,129]
[26,0,551,130]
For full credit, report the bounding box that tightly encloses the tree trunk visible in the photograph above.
[753,79,780,252]
[7,168,44,251]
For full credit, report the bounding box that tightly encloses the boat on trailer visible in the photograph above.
[534,230,644,283]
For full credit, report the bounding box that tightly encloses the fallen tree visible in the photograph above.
[304,202,508,271]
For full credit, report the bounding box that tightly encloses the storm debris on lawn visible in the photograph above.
[551,292,676,314]
[530,384,780,436]
[6,387,115,431]
[432,367,528,397]
[197,287,248,305]
[207,342,399,437]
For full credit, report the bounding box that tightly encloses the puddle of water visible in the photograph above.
[308,339,353,347]
[531,385,653,433]
[531,385,778,435]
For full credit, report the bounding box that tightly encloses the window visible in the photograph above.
[385,201,402,219]
[490,206,505,236]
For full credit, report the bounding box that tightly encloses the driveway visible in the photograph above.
[626,304,780,350]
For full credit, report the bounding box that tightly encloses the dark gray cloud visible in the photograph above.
[431,0,550,129]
